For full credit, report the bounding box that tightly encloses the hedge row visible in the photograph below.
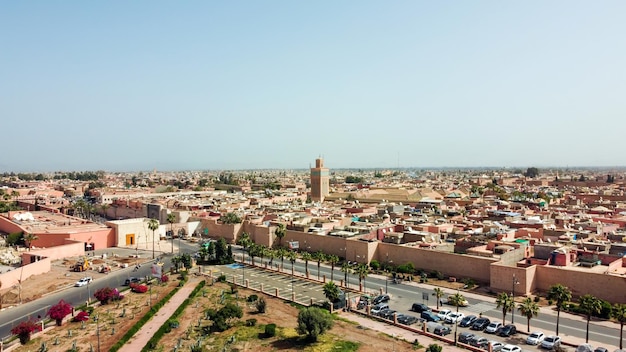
[141,280,207,351]
[109,279,187,352]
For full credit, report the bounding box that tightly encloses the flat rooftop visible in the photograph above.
[7,211,107,234]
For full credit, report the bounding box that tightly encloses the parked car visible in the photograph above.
[124,277,142,286]
[371,303,389,315]
[397,314,420,325]
[433,325,452,336]
[497,324,517,337]
[470,336,489,348]
[576,345,594,352]
[379,308,397,320]
[447,295,469,307]
[421,311,441,322]
[594,348,608,352]
[411,303,430,313]
[459,315,478,327]
[488,341,504,352]
[437,309,452,320]
[471,317,491,331]
[458,331,476,344]
[485,322,503,334]
[74,277,93,287]
[541,336,561,350]
[372,294,390,305]
[445,312,465,324]
[501,344,522,352]
[527,331,545,345]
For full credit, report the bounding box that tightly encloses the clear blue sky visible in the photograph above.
[2,1,625,172]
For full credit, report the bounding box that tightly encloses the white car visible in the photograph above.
[74,277,93,287]
[485,322,502,334]
[489,341,504,352]
[501,344,522,352]
[541,335,561,350]
[527,331,545,345]
[437,309,452,320]
[445,312,465,324]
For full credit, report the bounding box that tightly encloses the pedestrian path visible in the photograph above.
[117,277,199,352]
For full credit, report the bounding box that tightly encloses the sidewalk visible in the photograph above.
[117,277,199,352]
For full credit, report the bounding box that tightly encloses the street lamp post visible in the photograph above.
[512,274,520,324]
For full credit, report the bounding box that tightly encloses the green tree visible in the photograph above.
[518,297,540,332]
[496,292,514,325]
[274,223,286,248]
[313,251,326,280]
[611,303,626,349]
[276,247,287,271]
[23,232,38,251]
[237,232,252,263]
[433,288,444,310]
[327,255,339,282]
[297,307,334,341]
[147,218,159,259]
[547,284,572,336]
[524,167,540,178]
[448,292,466,313]
[219,212,241,224]
[287,250,297,276]
[301,251,312,277]
[341,262,352,287]
[426,344,443,352]
[322,281,340,303]
[167,213,176,254]
[354,263,369,292]
[579,294,602,343]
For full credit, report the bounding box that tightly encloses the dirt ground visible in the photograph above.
[151,280,417,352]
[5,258,420,352]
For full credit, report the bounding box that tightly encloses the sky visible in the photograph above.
[2,1,626,172]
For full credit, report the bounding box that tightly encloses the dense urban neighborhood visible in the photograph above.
[1,162,626,351]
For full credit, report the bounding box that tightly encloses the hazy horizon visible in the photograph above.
[3,1,626,172]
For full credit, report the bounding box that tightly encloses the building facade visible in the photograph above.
[310,158,329,202]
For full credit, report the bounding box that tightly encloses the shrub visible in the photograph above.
[426,344,443,352]
[94,287,119,305]
[462,278,476,289]
[11,320,41,344]
[217,274,227,282]
[256,297,267,313]
[73,311,90,322]
[369,260,380,270]
[534,296,541,303]
[230,283,238,294]
[598,299,612,319]
[265,323,277,337]
[245,318,257,327]
[48,299,73,326]
[247,294,258,302]
[296,307,333,341]
[160,274,169,283]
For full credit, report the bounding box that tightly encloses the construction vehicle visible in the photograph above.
[72,257,90,272]
[98,264,111,273]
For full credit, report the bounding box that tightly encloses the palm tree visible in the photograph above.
[354,263,369,292]
[328,255,339,282]
[448,292,466,312]
[23,233,38,251]
[274,223,286,248]
[579,294,602,343]
[434,288,444,309]
[611,303,626,349]
[496,292,514,325]
[323,281,340,303]
[167,213,176,254]
[147,218,159,259]
[547,284,572,336]
[100,203,110,220]
[265,247,276,268]
[287,251,297,276]
[276,247,287,271]
[236,232,252,264]
[248,244,259,266]
[313,251,326,280]
[11,190,19,206]
[341,262,352,287]
[301,252,312,277]
[518,297,540,332]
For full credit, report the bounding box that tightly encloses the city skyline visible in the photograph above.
[2,1,626,172]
